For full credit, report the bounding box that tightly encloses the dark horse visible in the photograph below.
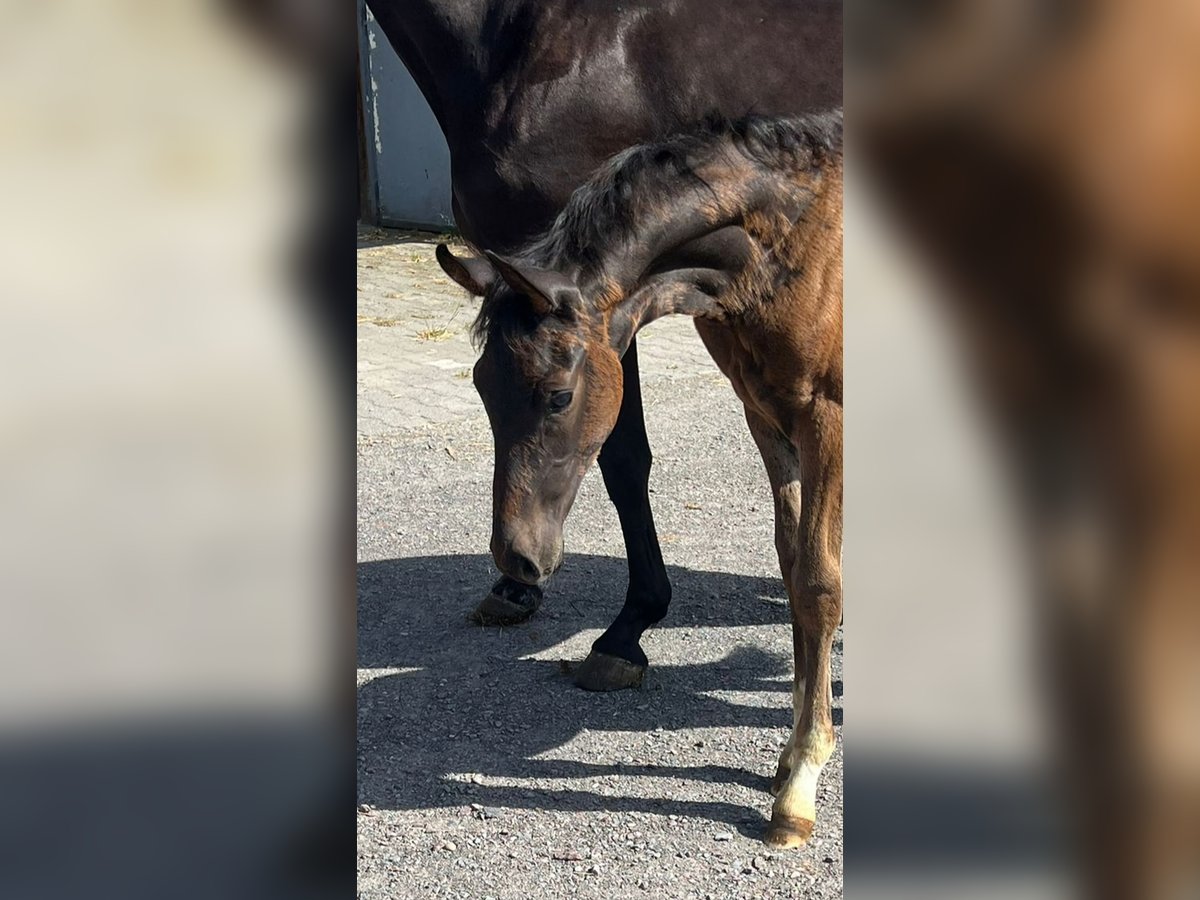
[365,0,841,689]
[436,112,843,847]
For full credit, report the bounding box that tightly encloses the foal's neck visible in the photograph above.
[544,115,841,339]
[591,149,785,292]
[606,159,840,349]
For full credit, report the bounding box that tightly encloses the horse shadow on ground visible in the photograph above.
[357,553,840,837]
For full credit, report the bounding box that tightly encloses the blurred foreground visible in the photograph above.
[849,1,1200,898]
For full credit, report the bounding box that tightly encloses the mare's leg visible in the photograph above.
[744,411,808,795]
[767,397,843,848]
[575,338,673,691]
[470,575,546,626]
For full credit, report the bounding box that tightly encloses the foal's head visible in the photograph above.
[435,112,843,583]
[436,245,625,585]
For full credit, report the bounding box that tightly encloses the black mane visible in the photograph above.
[472,109,843,344]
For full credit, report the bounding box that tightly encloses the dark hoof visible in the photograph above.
[469,579,543,626]
[765,813,814,849]
[574,651,646,691]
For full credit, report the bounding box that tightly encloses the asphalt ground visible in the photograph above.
[357,227,843,899]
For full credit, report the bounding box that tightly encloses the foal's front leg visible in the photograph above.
[744,411,807,795]
[768,398,843,848]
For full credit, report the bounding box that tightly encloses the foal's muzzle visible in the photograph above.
[492,531,564,585]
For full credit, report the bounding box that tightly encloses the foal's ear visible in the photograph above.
[484,251,581,318]
[435,244,496,296]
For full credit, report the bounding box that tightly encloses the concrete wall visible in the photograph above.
[359,2,455,230]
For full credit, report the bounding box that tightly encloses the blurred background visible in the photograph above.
[0,2,346,899]
[0,1,1195,898]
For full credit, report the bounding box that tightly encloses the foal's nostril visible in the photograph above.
[509,551,543,585]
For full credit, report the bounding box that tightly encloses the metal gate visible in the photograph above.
[358,2,454,230]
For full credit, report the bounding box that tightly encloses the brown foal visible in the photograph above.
[437,112,843,847]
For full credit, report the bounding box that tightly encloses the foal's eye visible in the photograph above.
[547,390,573,412]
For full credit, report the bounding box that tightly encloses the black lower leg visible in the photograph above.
[469,575,544,625]
[589,339,672,671]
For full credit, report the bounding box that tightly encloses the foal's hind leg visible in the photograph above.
[767,398,842,848]
[744,411,807,795]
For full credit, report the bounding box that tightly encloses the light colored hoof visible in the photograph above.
[574,651,645,691]
[468,585,543,626]
[769,764,791,797]
[764,813,814,849]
